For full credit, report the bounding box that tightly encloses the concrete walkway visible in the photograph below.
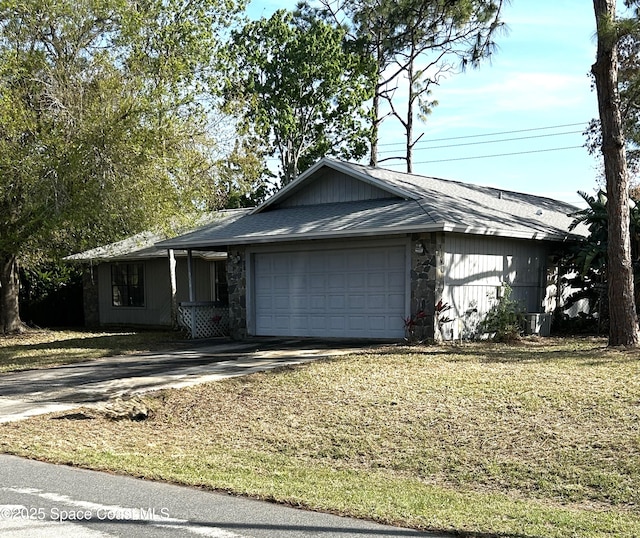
[0,337,378,423]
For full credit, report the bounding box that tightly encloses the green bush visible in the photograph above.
[478,285,526,342]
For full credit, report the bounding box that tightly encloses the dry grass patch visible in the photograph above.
[0,329,185,373]
[2,337,640,537]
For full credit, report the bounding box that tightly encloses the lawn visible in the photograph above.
[1,336,639,537]
[0,328,186,373]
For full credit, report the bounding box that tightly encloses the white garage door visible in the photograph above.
[253,244,407,338]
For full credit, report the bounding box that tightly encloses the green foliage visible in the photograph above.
[478,285,526,342]
[0,0,248,329]
[214,138,274,209]
[315,0,507,168]
[559,190,640,326]
[0,0,246,258]
[19,263,83,327]
[222,9,376,185]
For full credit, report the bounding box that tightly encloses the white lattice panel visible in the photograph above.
[178,303,230,339]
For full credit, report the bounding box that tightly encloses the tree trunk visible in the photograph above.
[406,55,415,174]
[0,254,24,334]
[370,89,380,167]
[369,40,385,168]
[592,0,640,346]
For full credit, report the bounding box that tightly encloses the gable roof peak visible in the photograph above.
[250,157,417,214]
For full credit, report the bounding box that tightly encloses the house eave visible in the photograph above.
[156,223,584,251]
[65,249,226,263]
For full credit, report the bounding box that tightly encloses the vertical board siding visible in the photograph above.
[442,234,548,339]
[278,171,392,207]
[98,259,172,326]
[98,257,216,327]
[175,258,213,303]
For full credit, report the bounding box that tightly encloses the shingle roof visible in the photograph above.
[156,159,588,250]
[65,212,245,262]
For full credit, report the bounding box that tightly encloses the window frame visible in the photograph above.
[110,263,146,308]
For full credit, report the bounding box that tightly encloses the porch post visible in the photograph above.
[187,249,195,302]
[168,249,178,329]
[187,249,196,338]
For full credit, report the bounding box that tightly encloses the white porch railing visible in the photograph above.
[177,301,230,339]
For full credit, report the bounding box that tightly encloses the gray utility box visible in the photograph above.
[525,313,552,337]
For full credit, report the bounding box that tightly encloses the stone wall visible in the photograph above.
[409,232,444,342]
[226,247,247,339]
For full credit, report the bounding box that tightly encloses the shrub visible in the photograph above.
[478,285,525,342]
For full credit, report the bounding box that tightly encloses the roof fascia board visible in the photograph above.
[158,223,583,250]
[249,158,418,215]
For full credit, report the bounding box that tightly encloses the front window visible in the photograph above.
[214,260,229,306]
[111,263,145,307]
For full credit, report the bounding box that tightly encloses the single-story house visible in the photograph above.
[65,225,237,336]
[153,158,586,340]
[69,158,588,340]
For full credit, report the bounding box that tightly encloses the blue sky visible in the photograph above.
[246,1,605,207]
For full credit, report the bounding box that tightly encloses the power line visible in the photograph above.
[377,121,589,148]
[383,145,585,165]
[378,129,584,155]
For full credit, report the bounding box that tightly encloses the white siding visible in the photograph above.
[441,234,549,339]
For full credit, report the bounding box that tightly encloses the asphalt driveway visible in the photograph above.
[0,337,383,423]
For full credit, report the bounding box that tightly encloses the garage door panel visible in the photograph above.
[348,295,366,309]
[290,295,308,309]
[272,257,290,272]
[273,275,289,290]
[347,252,367,266]
[328,256,346,270]
[368,316,387,330]
[388,293,406,309]
[273,316,290,329]
[367,294,386,309]
[348,316,366,330]
[367,273,386,288]
[290,276,307,290]
[272,296,289,310]
[291,316,308,329]
[310,316,326,330]
[310,295,326,308]
[388,272,406,289]
[309,274,326,289]
[255,296,273,310]
[254,245,406,338]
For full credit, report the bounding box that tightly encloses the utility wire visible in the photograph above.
[377,121,589,148]
[383,145,585,165]
[378,129,584,155]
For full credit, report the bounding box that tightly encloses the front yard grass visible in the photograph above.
[0,329,185,373]
[1,337,639,537]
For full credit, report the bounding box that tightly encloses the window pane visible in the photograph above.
[111,263,145,307]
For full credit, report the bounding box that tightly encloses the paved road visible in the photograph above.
[0,454,442,538]
[0,337,375,423]
[0,338,444,537]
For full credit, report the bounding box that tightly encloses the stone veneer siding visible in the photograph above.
[409,232,445,342]
[227,247,248,339]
